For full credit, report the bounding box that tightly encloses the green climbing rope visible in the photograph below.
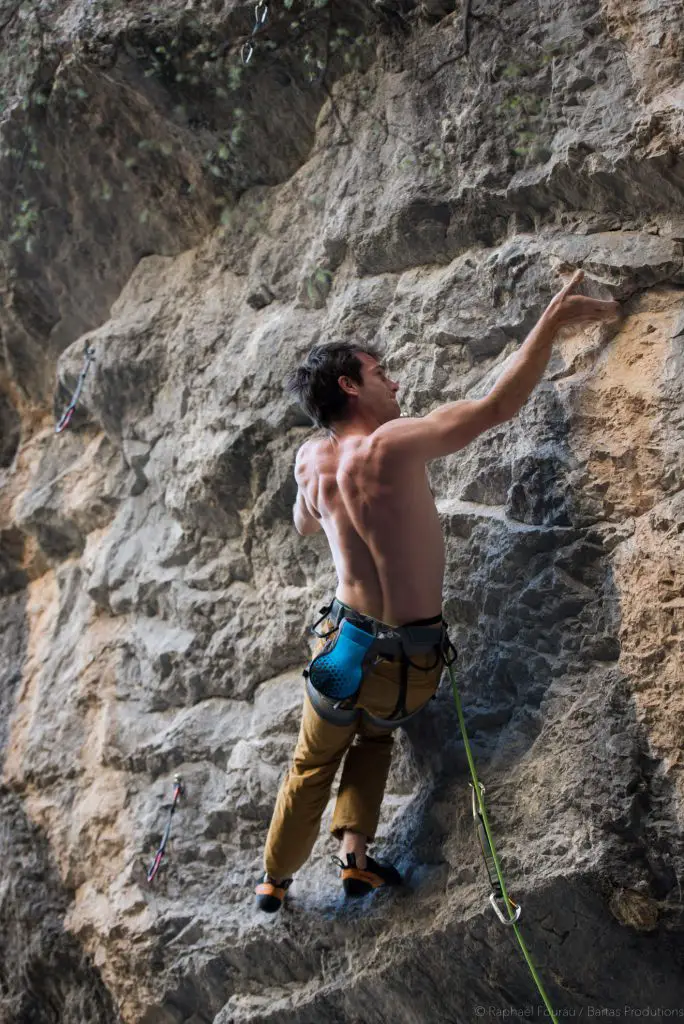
[444,655,560,1023]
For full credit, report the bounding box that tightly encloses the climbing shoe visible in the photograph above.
[255,874,292,913]
[332,853,402,897]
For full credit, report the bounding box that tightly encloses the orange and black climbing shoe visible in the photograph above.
[255,874,292,913]
[332,853,402,897]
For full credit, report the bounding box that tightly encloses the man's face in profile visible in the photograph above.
[354,352,401,424]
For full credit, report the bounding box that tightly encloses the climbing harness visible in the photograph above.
[444,655,559,1023]
[242,1,269,65]
[304,598,446,730]
[147,774,184,884]
[55,341,96,434]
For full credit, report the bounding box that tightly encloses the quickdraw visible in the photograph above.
[471,782,521,926]
[444,655,559,1023]
[242,0,269,65]
[241,0,330,87]
[147,774,184,884]
[55,341,96,434]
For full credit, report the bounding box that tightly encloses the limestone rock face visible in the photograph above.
[1,0,683,1021]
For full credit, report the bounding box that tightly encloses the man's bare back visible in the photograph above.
[295,434,445,626]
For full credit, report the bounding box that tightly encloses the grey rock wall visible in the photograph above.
[0,1,683,1021]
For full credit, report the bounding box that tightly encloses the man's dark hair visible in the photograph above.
[284,341,382,430]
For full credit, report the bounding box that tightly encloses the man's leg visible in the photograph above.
[330,717,404,896]
[333,723,394,869]
[339,828,372,869]
[263,694,357,882]
[331,651,443,875]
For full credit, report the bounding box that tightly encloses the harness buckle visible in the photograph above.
[310,602,336,638]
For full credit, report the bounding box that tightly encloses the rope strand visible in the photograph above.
[445,653,559,1023]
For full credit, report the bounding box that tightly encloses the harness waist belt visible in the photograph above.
[327,598,445,656]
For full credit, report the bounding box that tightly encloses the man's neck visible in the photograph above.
[329,415,380,442]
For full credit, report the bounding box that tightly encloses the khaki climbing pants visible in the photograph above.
[263,629,444,880]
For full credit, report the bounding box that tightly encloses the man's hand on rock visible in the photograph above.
[547,269,621,330]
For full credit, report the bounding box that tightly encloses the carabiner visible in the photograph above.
[470,780,485,820]
[490,892,522,926]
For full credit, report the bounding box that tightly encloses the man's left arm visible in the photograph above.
[293,487,322,535]
[292,443,322,535]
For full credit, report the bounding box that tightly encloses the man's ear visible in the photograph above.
[338,375,358,397]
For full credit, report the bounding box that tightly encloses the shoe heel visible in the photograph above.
[256,893,282,913]
[343,877,373,897]
[255,876,291,913]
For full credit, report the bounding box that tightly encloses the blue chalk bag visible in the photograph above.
[307,618,376,700]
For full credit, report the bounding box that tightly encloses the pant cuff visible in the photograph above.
[264,860,296,880]
[330,824,375,842]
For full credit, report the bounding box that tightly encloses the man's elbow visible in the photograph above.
[297,522,321,536]
[293,511,321,536]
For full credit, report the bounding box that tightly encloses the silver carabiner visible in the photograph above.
[242,40,255,65]
[489,892,522,926]
[470,780,485,821]
[255,1,268,27]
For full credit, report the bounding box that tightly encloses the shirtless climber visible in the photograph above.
[256,270,620,913]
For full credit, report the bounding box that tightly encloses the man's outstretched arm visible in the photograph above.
[374,270,620,463]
